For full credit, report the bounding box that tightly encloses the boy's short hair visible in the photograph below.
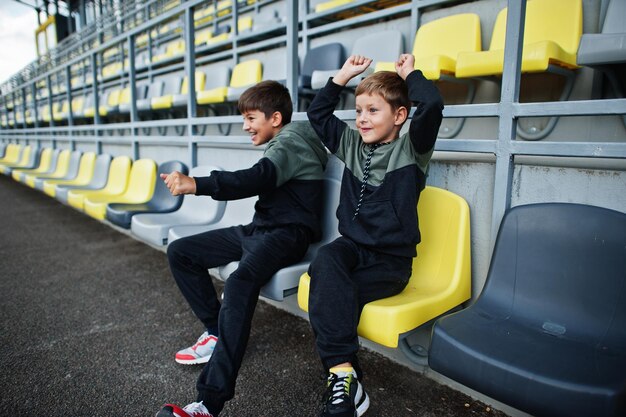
[238,80,293,124]
[355,71,411,112]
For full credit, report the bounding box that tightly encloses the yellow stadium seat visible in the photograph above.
[42,152,96,197]
[238,16,253,33]
[195,28,213,45]
[413,14,481,81]
[152,39,186,63]
[169,72,207,108]
[373,61,396,72]
[456,0,581,78]
[12,148,53,182]
[83,159,156,220]
[24,149,71,188]
[456,0,582,140]
[298,186,471,352]
[67,155,132,211]
[102,88,123,115]
[0,144,22,165]
[314,0,354,13]
[196,61,255,105]
[0,145,34,174]
[226,59,262,101]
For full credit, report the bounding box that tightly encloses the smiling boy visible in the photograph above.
[306,54,444,416]
[156,80,328,417]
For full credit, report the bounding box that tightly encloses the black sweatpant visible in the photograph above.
[308,236,412,376]
[167,223,310,415]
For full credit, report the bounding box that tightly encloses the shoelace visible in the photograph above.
[182,401,213,417]
[353,143,386,219]
[192,332,210,350]
[327,373,351,405]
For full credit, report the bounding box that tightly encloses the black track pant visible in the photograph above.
[167,223,310,415]
[308,236,412,377]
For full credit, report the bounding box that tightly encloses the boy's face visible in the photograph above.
[355,93,407,144]
[242,109,282,146]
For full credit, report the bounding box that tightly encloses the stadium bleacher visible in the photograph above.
[1,1,625,416]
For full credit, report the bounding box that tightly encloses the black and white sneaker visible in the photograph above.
[319,369,370,417]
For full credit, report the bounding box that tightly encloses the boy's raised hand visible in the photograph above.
[160,171,196,195]
[333,55,373,86]
[395,54,416,80]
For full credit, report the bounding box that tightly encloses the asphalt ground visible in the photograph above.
[0,174,509,417]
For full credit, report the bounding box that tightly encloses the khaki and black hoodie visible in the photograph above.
[307,70,443,258]
[193,121,329,241]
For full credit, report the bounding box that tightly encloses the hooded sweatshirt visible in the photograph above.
[193,121,329,241]
[307,70,443,257]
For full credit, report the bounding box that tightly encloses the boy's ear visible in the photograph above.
[394,106,409,126]
[270,111,283,128]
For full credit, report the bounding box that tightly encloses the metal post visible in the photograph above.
[490,0,526,248]
[46,75,55,128]
[286,0,299,110]
[91,52,102,154]
[184,5,198,168]
[65,65,75,150]
[21,87,28,130]
[128,35,139,160]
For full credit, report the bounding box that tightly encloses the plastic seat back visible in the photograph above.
[353,30,404,67]
[489,0,581,66]
[1,145,31,168]
[603,0,626,35]
[151,160,188,209]
[0,144,21,164]
[12,148,53,181]
[412,13,481,79]
[180,72,206,95]
[44,149,71,178]
[300,43,344,89]
[102,156,133,194]
[123,159,157,202]
[230,60,262,89]
[71,152,97,183]
[479,204,626,343]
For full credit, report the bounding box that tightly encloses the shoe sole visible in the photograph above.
[356,392,370,416]
[175,355,212,365]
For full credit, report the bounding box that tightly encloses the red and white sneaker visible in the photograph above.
[156,401,214,417]
[175,331,218,365]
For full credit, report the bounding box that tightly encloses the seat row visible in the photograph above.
[0,141,471,364]
[6,0,624,140]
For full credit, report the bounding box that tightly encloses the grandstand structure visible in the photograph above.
[1,0,625,416]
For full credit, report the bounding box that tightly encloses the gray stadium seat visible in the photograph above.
[311,30,404,89]
[299,43,345,95]
[106,160,188,229]
[251,6,285,32]
[172,71,206,108]
[218,156,342,301]
[137,80,164,112]
[151,75,182,110]
[167,194,257,244]
[577,0,626,110]
[429,203,626,417]
[130,165,226,246]
[577,0,626,68]
[55,153,112,204]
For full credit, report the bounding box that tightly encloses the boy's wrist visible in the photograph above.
[332,70,352,86]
